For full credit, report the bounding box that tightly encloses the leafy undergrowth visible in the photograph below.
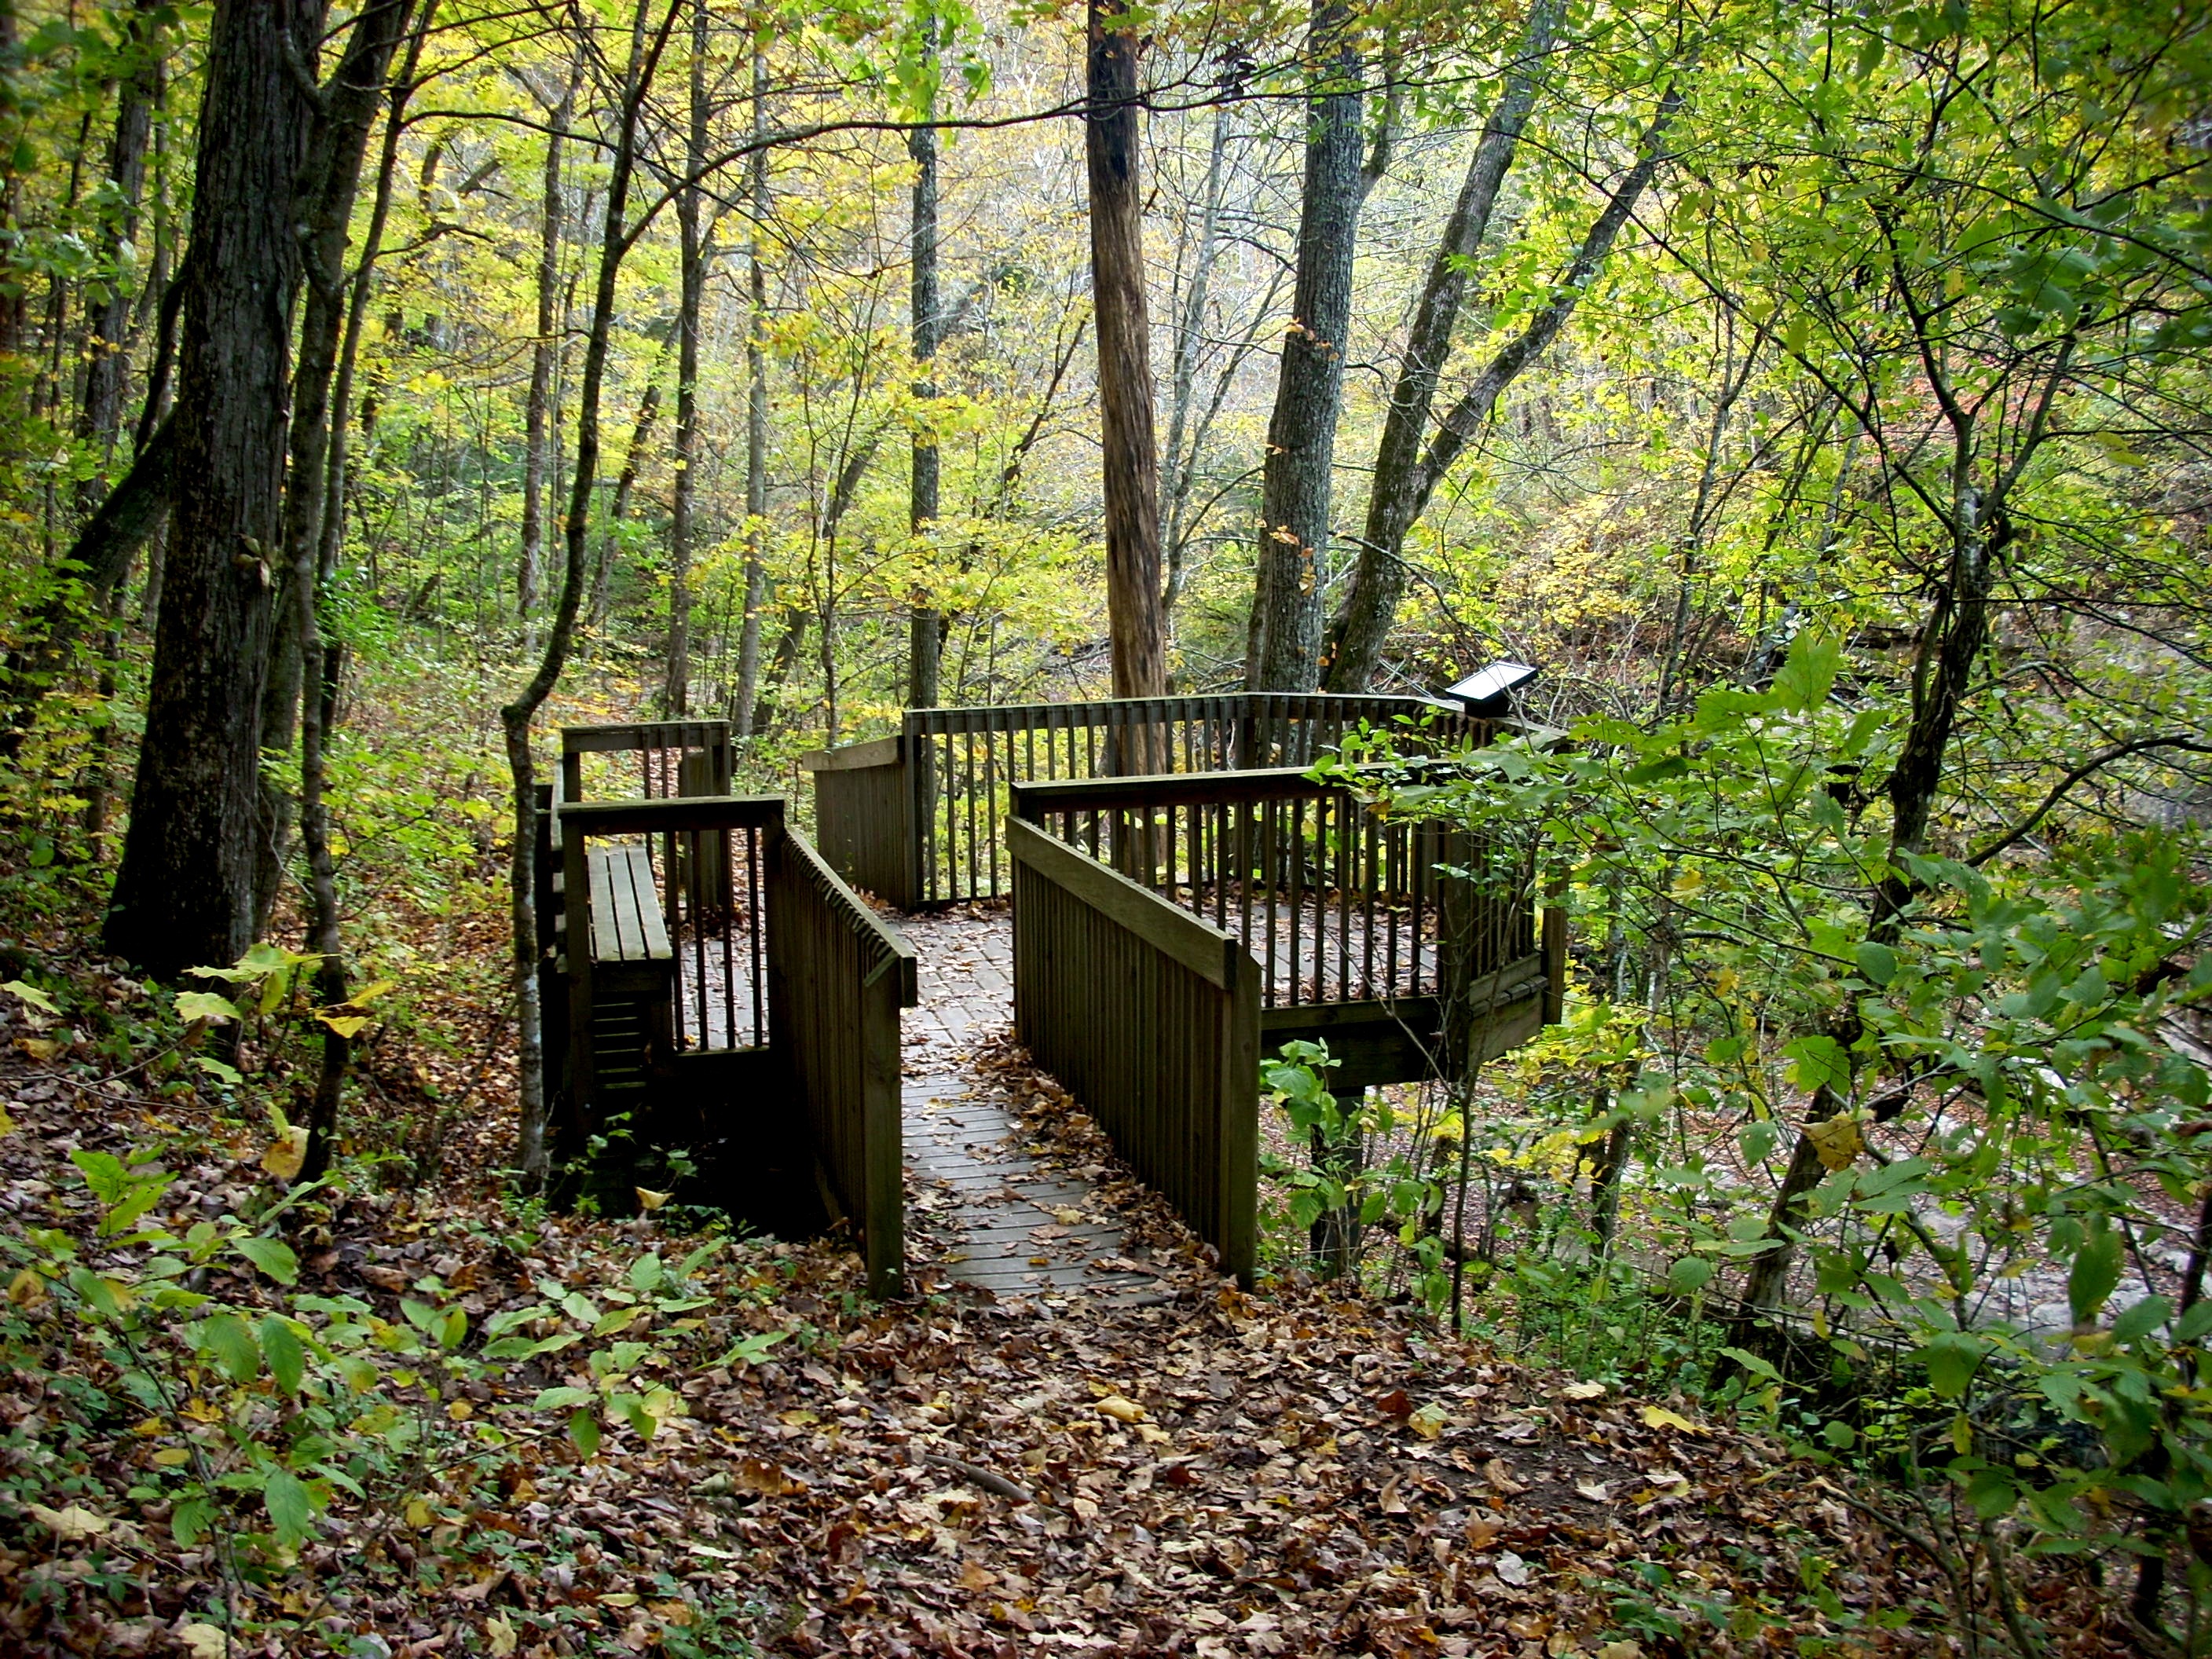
[0,873,2140,1658]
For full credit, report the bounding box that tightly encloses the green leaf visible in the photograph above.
[263,1468,313,1547]
[1738,1120,1780,1165]
[174,990,244,1024]
[2174,1300,2212,1343]
[1772,631,1840,710]
[1783,1035,1849,1094]
[171,1496,214,1547]
[1918,1331,1986,1400]
[1854,942,1897,986]
[1667,1257,1715,1294]
[200,1313,261,1383]
[2110,1295,2170,1346]
[568,1409,601,1457]
[1719,1345,1784,1383]
[259,1315,306,1394]
[2069,1221,2123,1326]
[533,1386,595,1411]
[233,1236,298,1285]
[69,1149,130,1203]
[1822,1419,1856,1449]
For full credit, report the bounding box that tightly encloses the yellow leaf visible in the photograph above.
[1807,1113,1864,1172]
[778,1409,818,1427]
[346,980,397,1007]
[446,1399,474,1421]
[178,1623,232,1659]
[16,1035,62,1060]
[486,1613,518,1657]
[404,1497,435,1530]
[1560,1380,1607,1401]
[153,1447,192,1467]
[0,1100,11,1137]
[315,1013,370,1039]
[262,1126,309,1181]
[1407,1401,1451,1440]
[635,1187,672,1212]
[1639,1404,1702,1434]
[8,1267,46,1306]
[1097,1394,1145,1424]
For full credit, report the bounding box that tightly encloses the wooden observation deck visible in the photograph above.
[540,698,1559,1296]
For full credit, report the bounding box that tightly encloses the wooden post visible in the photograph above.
[1542,870,1567,1027]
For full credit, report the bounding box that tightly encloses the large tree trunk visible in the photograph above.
[1247,0,1362,693]
[905,90,943,709]
[521,68,574,620]
[75,0,161,511]
[254,0,420,936]
[1084,0,1166,703]
[105,0,326,979]
[665,0,708,716]
[731,51,771,738]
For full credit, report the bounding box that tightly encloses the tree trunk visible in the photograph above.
[254,0,420,936]
[731,50,770,738]
[665,0,708,716]
[906,92,943,709]
[1163,100,1228,619]
[588,367,664,628]
[105,0,325,979]
[507,0,681,1188]
[521,68,574,620]
[1247,0,1362,693]
[75,0,161,513]
[1084,0,1166,703]
[319,4,431,612]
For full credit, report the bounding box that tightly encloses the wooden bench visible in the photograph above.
[588,841,673,971]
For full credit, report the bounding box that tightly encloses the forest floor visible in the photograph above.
[0,727,2146,1657]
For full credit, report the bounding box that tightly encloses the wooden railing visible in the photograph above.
[1009,818,1258,1285]
[562,719,733,801]
[1012,763,1553,1087]
[766,829,916,1298]
[803,693,1484,906]
[545,786,916,1297]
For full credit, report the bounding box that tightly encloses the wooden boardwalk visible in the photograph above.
[895,908,1177,1307]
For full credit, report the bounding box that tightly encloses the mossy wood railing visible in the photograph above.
[804,693,1484,907]
[1010,765,1553,1087]
[1008,817,1258,1285]
[539,777,915,1296]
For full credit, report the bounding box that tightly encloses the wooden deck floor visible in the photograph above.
[895,908,1182,1308]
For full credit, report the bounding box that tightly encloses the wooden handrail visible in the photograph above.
[1012,765,1332,815]
[1009,756,1473,815]
[776,827,918,1006]
[1006,819,1243,990]
[557,793,786,836]
[798,734,902,773]
[562,719,733,756]
[908,690,1463,733]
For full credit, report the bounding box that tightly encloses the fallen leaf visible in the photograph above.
[1639,1404,1702,1434]
[1097,1394,1145,1424]
[735,1457,806,1496]
[1378,1476,1408,1514]
[1483,1457,1527,1496]
[1560,1379,1607,1401]
[27,1503,109,1541]
[1596,1644,1644,1659]
[486,1613,518,1657]
[177,1624,231,1659]
[1407,1401,1451,1440]
[1576,1481,1612,1502]
[1495,1550,1531,1587]
[262,1125,309,1181]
